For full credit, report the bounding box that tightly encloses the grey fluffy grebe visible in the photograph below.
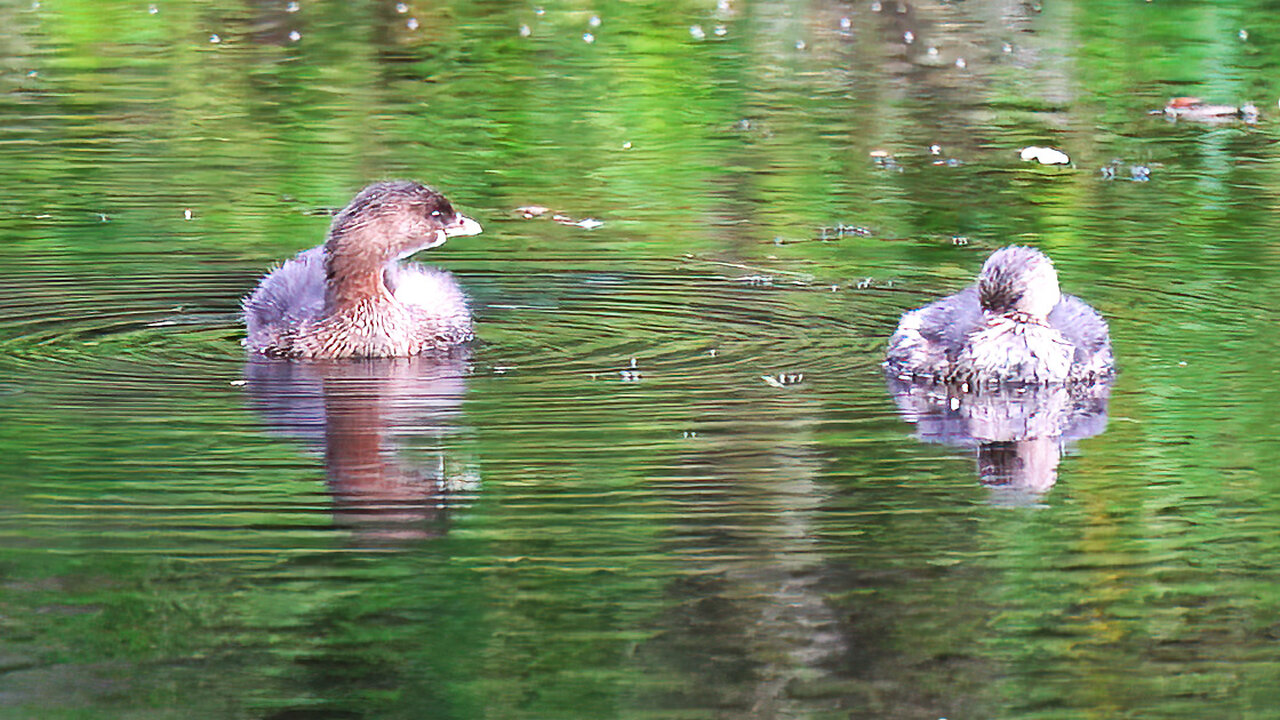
[243,180,482,359]
[885,246,1113,385]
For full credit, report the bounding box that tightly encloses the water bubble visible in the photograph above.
[583,32,594,43]
[713,24,727,36]
[209,33,221,43]
[588,14,601,27]
[903,30,914,44]
[519,23,531,36]
[396,2,408,12]
[839,16,851,29]
[286,1,299,11]
[689,24,705,40]
[148,4,158,14]
[407,17,419,29]
[954,57,966,69]
[289,29,301,41]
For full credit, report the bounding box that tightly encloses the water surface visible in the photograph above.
[3,0,1280,717]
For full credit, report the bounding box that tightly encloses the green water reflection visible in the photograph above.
[3,0,1280,717]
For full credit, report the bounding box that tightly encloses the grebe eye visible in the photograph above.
[430,209,442,218]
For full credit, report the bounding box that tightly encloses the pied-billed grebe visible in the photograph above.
[243,180,482,359]
[885,246,1113,385]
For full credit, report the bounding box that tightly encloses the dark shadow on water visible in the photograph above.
[887,377,1112,502]
[244,353,477,544]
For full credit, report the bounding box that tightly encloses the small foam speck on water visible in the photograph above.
[209,34,221,43]
[583,32,594,43]
[840,16,851,29]
[287,1,300,11]
[534,6,544,15]
[1239,28,1248,41]
[1002,42,1012,53]
[955,57,967,69]
[519,23,531,36]
[690,25,705,40]
[396,2,408,13]
[871,1,882,11]
[588,14,601,27]
[795,39,806,50]
[903,30,914,44]
[289,30,301,41]
[148,4,157,14]
[714,25,727,36]
[183,209,193,220]
[407,17,419,30]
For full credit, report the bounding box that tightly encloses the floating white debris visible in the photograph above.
[588,14,601,27]
[929,143,941,155]
[1239,28,1248,41]
[396,2,408,12]
[1002,42,1012,53]
[690,24,706,40]
[714,25,727,36]
[795,39,806,50]
[955,57,966,69]
[577,218,604,230]
[287,1,300,11]
[515,205,549,218]
[927,46,938,57]
[519,23,531,36]
[717,0,731,12]
[871,0,882,11]
[622,141,632,149]
[583,32,594,43]
[949,396,960,410]
[535,6,544,15]
[903,30,914,44]
[209,33,221,43]
[229,380,246,387]
[289,29,301,41]
[184,209,193,220]
[407,17,419,30]
[840,16,851,30]
[1019,146,1070,165]
[148,4,158,14]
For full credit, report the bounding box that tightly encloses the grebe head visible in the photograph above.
[978,246,1061,318]
[326,180,481,263]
